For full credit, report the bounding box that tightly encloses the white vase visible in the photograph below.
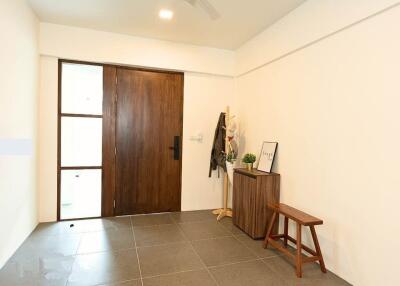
[226,161,235,185]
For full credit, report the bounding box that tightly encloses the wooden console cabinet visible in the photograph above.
[232,168,280,239]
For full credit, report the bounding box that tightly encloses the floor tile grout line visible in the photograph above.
[176,219,225,225]
[133,222,176,227]
[203,220,277,269]
[176,221,222,286]
[130,216,144,286]
[190,234,234,241]
[218,219,260,257]
[202,226,297,286]
[135,216,190,250]
[141,266,208,280]
[207,257,264,269]
[218,217,284,260]
[63,231,85,285]
[66,226,234,256]
[135,234,235,249]
[256,238,315,284]
[70,246,137,257]
[258,252,298,284]
[34,224,134,237]
[136,240,189,249]
[168,210,224,224]
[132,221,217,230]
[132,214,262,283]
[73,232,85,256]
[136,223,177,228]
[229,229,271,259]
[97,278,141,285]
[131,211,225,225]
[168,212,180,225]
[35,213,211,229]
[132,213,220,282]
[259,259,290,284]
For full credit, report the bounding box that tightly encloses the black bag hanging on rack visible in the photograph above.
[209,112,227,177]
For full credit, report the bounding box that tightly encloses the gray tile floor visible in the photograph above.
[0,210,351,286]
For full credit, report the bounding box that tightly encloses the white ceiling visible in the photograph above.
[28,0,306,50]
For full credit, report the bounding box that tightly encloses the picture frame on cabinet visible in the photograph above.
[257,141,278,173]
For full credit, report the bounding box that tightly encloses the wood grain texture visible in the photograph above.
[310,225,327,273]
[268,203,323,226]
[234,168,279,178]
[102,65,117,217]
[296,223,303,277]
[232,168,280,239]
[233,172,257,236]
[115,68,183,215]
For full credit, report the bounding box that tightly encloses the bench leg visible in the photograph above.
[296,222,302,278]
[283,216,289,247]
[310,225,327,273]
[263,211,277,249]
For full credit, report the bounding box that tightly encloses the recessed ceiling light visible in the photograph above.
[159,9,173,20]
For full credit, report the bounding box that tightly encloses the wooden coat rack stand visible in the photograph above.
[212,106,233,221]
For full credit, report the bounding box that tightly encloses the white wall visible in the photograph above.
[235,1,400,285]
[0,0,39,268]
[236,0,400,75]
[38,56,58,222]
[40,23,235,77]
[38,27,235,221]
[182,73,234,211]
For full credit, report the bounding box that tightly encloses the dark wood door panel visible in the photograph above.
[233,173,256,235]
[102,65,117,217]
[115,68,183,215]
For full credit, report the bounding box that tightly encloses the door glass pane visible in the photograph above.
[61,117,102,167]
[61,63,103,115]
[60,169,101,219]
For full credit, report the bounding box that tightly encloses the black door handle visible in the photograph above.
[169,136,180,160]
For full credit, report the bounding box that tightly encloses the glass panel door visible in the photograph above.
[60,169,102,219]
[61,117,103,167]
[61,63,103,115]
[59,61,103,220]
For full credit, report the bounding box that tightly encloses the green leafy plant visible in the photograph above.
[242,153,256,164]
[226,152,237,163]
[226,152,236,164]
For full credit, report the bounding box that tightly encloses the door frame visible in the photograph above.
[57,59,184,221]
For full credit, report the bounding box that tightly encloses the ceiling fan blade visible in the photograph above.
[197,0,221,20]
[182,0,220,20]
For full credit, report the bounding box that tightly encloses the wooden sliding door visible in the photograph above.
[113,68,184,215]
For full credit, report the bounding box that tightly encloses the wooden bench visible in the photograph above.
[263,203,327,278]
